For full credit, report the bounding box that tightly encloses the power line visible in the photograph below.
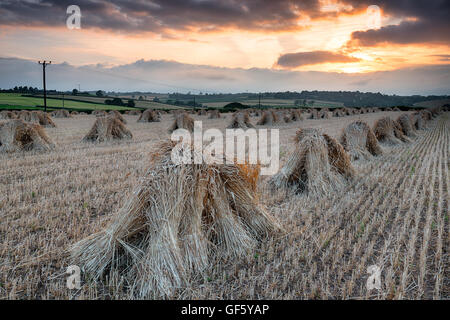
[38,60,51,112]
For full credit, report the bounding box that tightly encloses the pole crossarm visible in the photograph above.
[38,60,52,112]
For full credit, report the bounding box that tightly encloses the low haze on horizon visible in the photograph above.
[0,0,449,95]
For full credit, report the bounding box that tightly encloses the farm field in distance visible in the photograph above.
[414,98,450,108]
[0,109,448,299]
[39,94,184,110]
[171,96,344,109]
[0,93,133,111]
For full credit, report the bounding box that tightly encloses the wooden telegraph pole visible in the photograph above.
[38,61,51,112]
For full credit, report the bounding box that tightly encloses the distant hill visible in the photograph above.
[167,91,450,108]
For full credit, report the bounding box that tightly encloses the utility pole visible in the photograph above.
[62,93,65,108]
[38,61,51,112]
[258,92,261,109]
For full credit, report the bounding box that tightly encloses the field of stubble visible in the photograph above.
[0,111,448,299]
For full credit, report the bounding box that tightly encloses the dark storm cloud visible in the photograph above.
[1,0,448,43]
[276,51,359,68]
[0,0,323,33]
[344,0,450,45]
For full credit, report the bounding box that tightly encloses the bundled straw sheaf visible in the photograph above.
[92,110,107,117]
[169,112,195,133]
[419,110,432,121]
[70,141,281,298]
[228,111,254,129]
[128,109,142,116]
[0,111,17,120]
[30,111,56,127]
[290,110,304,121]
[83,116,133,142]
[319,110,330,119]
[275,111,291,123]
[332,109,345,117]
[430,106,442,117]
[51,109,71,118]
[396,114,417,137]
[18,110,32,122]
[257,110,278,125]
[342,108,354,116]
[208,109,221,119]
[411,112,427,130]
[309,109,319,119]
[341,121,382,160]
[0,119,55,152]
[374,117,410,145]
[269,128,354,197]
[109,110,126,124]
[138,109,160,123]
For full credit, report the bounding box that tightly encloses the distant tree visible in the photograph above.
[105,98,124,106]
[96,90,104,97]
[152,97,160,102]
[127,99,135,107]
[223,102,247,109]
[138,96,144,101]
[72,88,79,95]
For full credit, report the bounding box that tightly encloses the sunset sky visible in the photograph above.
[0,0,449,94]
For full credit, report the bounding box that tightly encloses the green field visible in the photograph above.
[32,94,185,110]
[0,92,367,111]
[0,93,134,111]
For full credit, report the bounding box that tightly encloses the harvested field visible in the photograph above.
[0,111,448,299]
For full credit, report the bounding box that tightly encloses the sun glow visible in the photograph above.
[0,1,448,74]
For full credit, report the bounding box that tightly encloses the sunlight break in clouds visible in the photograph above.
[0,0,448,93]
